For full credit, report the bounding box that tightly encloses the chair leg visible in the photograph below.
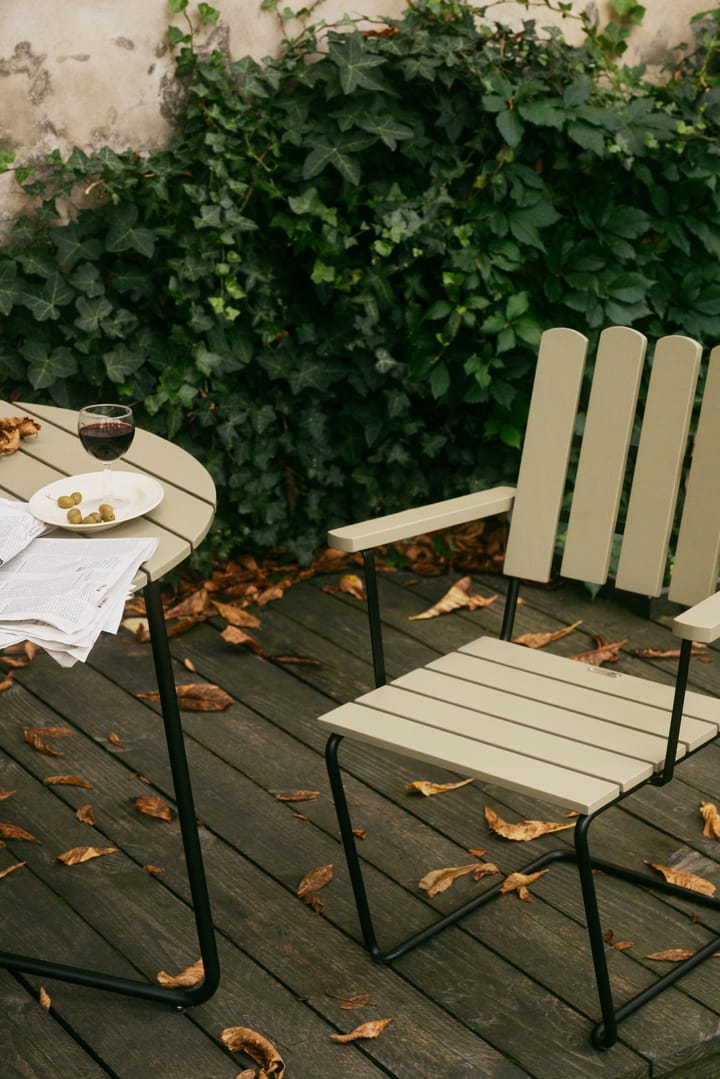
[573,814,617,1048]
[0,579,220,1008]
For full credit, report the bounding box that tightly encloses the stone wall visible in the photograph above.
[0,0,711,224]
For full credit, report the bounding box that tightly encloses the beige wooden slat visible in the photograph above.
[674,591,720,644]
[318,702,621,814]
[614,335,702,597]
[560,327,646,586]
[327,487,516,553]
[393,666,672,767]
[460,636,719,745]
[669,345,720,606]
[503,327,588,583]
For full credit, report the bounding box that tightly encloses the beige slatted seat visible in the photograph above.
[319,326,720,1049]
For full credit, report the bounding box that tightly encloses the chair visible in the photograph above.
[318,326,720,1049]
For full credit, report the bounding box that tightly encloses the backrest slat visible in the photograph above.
[669,345,720,606]
[503,327,587,583]
[560,327,646,587]
[614,335,702,598]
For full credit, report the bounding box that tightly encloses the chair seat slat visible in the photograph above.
[318,702,621,814]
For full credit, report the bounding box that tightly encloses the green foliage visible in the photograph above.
[1,0,720,561]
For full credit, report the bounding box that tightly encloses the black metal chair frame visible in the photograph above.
[324,553,720,1049]
[0,576,220,1009]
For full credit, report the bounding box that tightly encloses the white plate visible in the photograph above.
[29,471,164,533]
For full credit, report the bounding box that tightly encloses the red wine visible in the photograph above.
[79,421,135,461]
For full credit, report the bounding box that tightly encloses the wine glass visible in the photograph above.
[77,403,135,505]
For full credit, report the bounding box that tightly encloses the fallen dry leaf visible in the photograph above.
[0,415,41,455]
[500,869,549,901]
[165,588,211,620]
[137,683,234,711]
[23,727,70,756]
[0,789,16,801]
[340,574,367,600]
[468,847,487,858]
[297,863,333,904]
[603,929,633,951]
[0,672,14,692]
[38,986,51,1011]
[26,725,74,738]
[513,620,582,648]
[273,790,320,802]
[484,804,574,841]
[220,1026,285,1077]
[332,992,372,1010]
[220,625,266,654]
[571,636,627,666]
[144,864,165,874]
[643,860,716,896]
[107,731,126,749]
[700,802,720,840]
[75,804,96,826]
[183,657,196,671]
[634,642,709,661]
[56,846,118,865]
[330,1017,393,1043]
[0,823,41,843]
[43,776,93,789]
[156,958,204,987]
[212,600,262,628]
[418,863,480,897]
[646,948,720,962]
[270,654,321,666]
[0,861,26,880]
[405,778,474,797]
[135,794,172,821]
[121,616,150,641]
[410,576,497,620]
[352,828,368,840]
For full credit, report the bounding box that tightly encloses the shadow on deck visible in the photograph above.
[2,567,720,1078]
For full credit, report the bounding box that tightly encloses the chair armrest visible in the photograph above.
[673,591,720,643]
[327,486,516,553]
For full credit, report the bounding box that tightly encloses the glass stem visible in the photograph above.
[103,463,113,504]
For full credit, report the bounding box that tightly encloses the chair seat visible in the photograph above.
[318,636,719,814]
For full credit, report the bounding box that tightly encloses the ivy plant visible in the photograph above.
[1,0,719,563]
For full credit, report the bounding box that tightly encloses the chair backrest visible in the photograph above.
[502,326,720,608]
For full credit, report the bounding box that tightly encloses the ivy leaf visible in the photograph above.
[23,344,78,390]
[0,264,21,315]
[21,273,75,321]
[104,346,145,383]
[52,226,101,269]
[357,114,415,149]
[302,135,372,184]
[106,205,156,258]
[496,108,523,148]
[74,294,114,333]
[330,33,387,94]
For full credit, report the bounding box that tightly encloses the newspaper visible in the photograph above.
[0,535,158,666]
[0,497,50,564]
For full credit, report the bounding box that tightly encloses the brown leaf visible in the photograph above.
[121,616,151,641]
[136,794,172,821]
[646,948,719,962]
[220,1027,285,1077]
[0,641,37,668]
[220,625,266,654]
[212,600,262,628]
[273,790,320,803]
[484,804,574,841]
[0,788,16,801]
[339,574,367,600]
[634,642,710,661]
[0,823,41,843]
[334,993,372,1010]
[405,778,474,797]
[468,847,487,858]
[352,828,368,840]
[499,869,549,901]
[330,1017,393,1043]
[297,864,333,901]
[156,958,204,987]
[0,861,26,880]
[571,636,627,666]
[38,986,51,1011]
[643,860,716,896]
[603,929,633,951]
[271,654,320,666]
[43,775,93,789]
[0,672,15,693]
[144,864,165,874]
[26,725,74,738]
[513,620,582,648]
[700,801,720,840]
[410,577,496,620]
[75,804,96,826]
[418,863,479,897]
[23,727,69,756]
[137,683,234,711]
[164,588,211,620]
[473,861,500,880]
[183,657,196,671]
[107,731,126,749]
[56,846,118,865]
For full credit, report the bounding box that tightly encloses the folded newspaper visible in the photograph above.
[0,499,158,667]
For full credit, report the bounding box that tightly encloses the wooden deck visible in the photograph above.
[3,563,720,1078]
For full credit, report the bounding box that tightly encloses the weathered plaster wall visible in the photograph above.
[0,0,711,225]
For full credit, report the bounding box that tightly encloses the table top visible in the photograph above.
[0,400,216,587]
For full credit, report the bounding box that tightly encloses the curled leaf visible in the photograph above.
[418,863,479,897]
[410,577,497,620]
[643,860,716,896]
[571,636,627,666]
[156,958,204,987]
[484,804,574,841]
[43,775,93,789]
[75,804,96,826]
[0,789,16,801]
[273,790,320,803]
[0,823,41,843]
[405,778,474,797]
[330,1017,393,1043]
[38,986,51,1011]
[135,794,172,821]
[143,864,165,874]
[0,861,26,880]
[56,846,118,865]
[107,731,126,749]
[513,620,582,648]
[137,683,234,711]
[297,864,333,902]
[700,801,720,840]
[647,948,720,962]
[212,600,261,628]
[219,1026,285,1077]
[500,869,549,902]
[220,625,266,654]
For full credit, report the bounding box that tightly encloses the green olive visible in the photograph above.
[71,491,82,504]
[98,503,115,522]
[81,513,101,524]
[66,507,82,524]
[57,495,75,508]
